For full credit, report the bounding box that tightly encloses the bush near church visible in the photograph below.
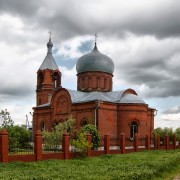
[71,132,91,157]
[79,124,101,149]
[42,116,76,151]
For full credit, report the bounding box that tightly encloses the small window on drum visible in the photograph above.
[41,122,46,131]
[130,121,138,139]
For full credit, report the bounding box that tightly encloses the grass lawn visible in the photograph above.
[0,150,179,179]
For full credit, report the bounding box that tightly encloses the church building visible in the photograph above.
[33,36,156,141]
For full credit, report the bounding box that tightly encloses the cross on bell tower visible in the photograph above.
[48,30,53,39]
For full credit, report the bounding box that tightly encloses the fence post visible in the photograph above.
[173,134,176,150]
[145,134,150,150]
[164,134,169,150]
[0,129,8,163]
[34,130,42,161]
[157,135,160,150]
[104,135,110,154]
[134,134,138,152]
[86,133,92,157]
[120,133,125,154]
[63,132,69,160]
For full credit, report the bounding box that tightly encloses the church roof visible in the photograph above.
[76,43,114,75]
[67,89,145,104]
[36,89,145,108]
[39,38,59,70]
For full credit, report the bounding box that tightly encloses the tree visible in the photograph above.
[79,124,100,149]
[154,127,174,142]
[0,109,14,127]
[6,125,31,151]
[175,128,180,142]
[0,109,31,151]
[163,127,174,141]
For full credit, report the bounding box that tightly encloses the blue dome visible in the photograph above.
[76,44,114,74]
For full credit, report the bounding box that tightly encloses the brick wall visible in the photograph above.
[77,71,113,92]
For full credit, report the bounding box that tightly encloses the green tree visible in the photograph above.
[175,127,180,142]
[163,127,174,141]
[6,125,31,151]
[0,109,14,127]
[154,127,174,142]
[0,109,31,151]
[79,124,100,149]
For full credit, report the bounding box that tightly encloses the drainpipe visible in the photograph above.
[154,109,158,116]
[95,100,100,128]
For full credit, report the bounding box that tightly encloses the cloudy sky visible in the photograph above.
[0,0,180,129]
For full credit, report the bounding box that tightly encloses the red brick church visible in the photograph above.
[33,37,156,140]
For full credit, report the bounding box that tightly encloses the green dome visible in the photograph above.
[76,44,114,74]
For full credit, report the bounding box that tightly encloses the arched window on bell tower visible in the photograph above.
[37,71,44,89]
[52,71,61,89]
[39,98,42,105]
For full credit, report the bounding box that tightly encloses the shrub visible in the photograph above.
[71,132,90,157]
[79,124,100,149]
[42,116,76,151]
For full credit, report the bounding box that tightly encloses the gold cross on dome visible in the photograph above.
[48,30,53,39]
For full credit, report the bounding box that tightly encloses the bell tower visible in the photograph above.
[36,34,61,106]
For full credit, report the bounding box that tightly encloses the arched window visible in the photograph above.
[130,121,138,139]
[41,122,46,131]
[52,72,60,88]
[39,98,41,105]
[37,72,44,89]
[52,121,59,129]
[80,118,88,127]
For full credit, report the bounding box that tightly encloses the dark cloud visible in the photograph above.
[113,35,180,98]
[0,83,34,97]
[163,106,180,114]
[141,80,180,98]
[0,0,40,16]
[36,0,180,39]
[121,10,180,38]
[1,0,180,41]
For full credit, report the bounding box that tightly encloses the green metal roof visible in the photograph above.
[76,44,114,74]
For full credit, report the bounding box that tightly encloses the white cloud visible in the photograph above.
[56,35,92,59]
[60,65,77,90]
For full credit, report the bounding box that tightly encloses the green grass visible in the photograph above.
[0,150,180,179]
[151,164,180,180]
